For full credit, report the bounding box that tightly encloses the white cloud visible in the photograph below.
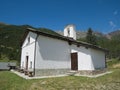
[109,21,116,29]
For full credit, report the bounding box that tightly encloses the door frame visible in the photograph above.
[25,56,29,70]
[71,52,78,70]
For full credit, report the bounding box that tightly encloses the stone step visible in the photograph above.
[67,71,78,76]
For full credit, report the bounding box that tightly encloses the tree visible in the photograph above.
[86,28,97,45]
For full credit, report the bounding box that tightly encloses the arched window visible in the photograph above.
[67,28,70,36]
[28,36,30,43]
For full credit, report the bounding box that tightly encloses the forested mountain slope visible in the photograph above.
[0,22,120,62]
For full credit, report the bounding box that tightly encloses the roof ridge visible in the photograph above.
[26,28,108,52]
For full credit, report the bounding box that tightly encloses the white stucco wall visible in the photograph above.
[71,45,105,70]
[22,32,37,47]
[21,31,106,72]
[71,45,93,70]
[20,32,37,70]
[90,48,105,70]
[35,35,71,69]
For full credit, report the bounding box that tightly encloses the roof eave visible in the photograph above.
[26,28,108,52]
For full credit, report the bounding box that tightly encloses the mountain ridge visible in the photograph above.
[1,22,120,39]
[56,29,120,39]
[0,22,120,61]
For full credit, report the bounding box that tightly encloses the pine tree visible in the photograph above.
[86,28,97,45]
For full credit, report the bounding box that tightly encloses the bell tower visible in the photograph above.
[64,24,76,40]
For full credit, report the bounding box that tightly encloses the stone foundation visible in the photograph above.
[35,69,70,76]
[76,69,107,75]
[34,69,107,76]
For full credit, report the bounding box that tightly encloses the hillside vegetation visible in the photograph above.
[77,29,120,59]
[0,24,29,61]
[0,23,59,62]
[0,23,120,63]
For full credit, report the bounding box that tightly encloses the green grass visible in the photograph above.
[107,58,120,68]
[0,69,120,90]
[0,59,120,90]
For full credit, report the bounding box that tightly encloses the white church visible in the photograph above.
[20,24,107,77]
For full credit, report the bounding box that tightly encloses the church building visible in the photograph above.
[20,24,107,76]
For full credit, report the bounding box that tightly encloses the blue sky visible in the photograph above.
[0,0,120,33]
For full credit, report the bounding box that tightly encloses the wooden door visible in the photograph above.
[71,52,78,70]
[25,56,29,70]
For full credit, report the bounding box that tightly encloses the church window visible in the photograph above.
[28,36,30,44]
[67,28,70,36]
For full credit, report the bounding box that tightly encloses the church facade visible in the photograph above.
[20,25,107,76]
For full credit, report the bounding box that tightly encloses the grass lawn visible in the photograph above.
[0,60,120,90]
[0,69,120,90]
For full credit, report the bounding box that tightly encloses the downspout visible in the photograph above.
[68,41,72,71]
[33,34,39,76]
